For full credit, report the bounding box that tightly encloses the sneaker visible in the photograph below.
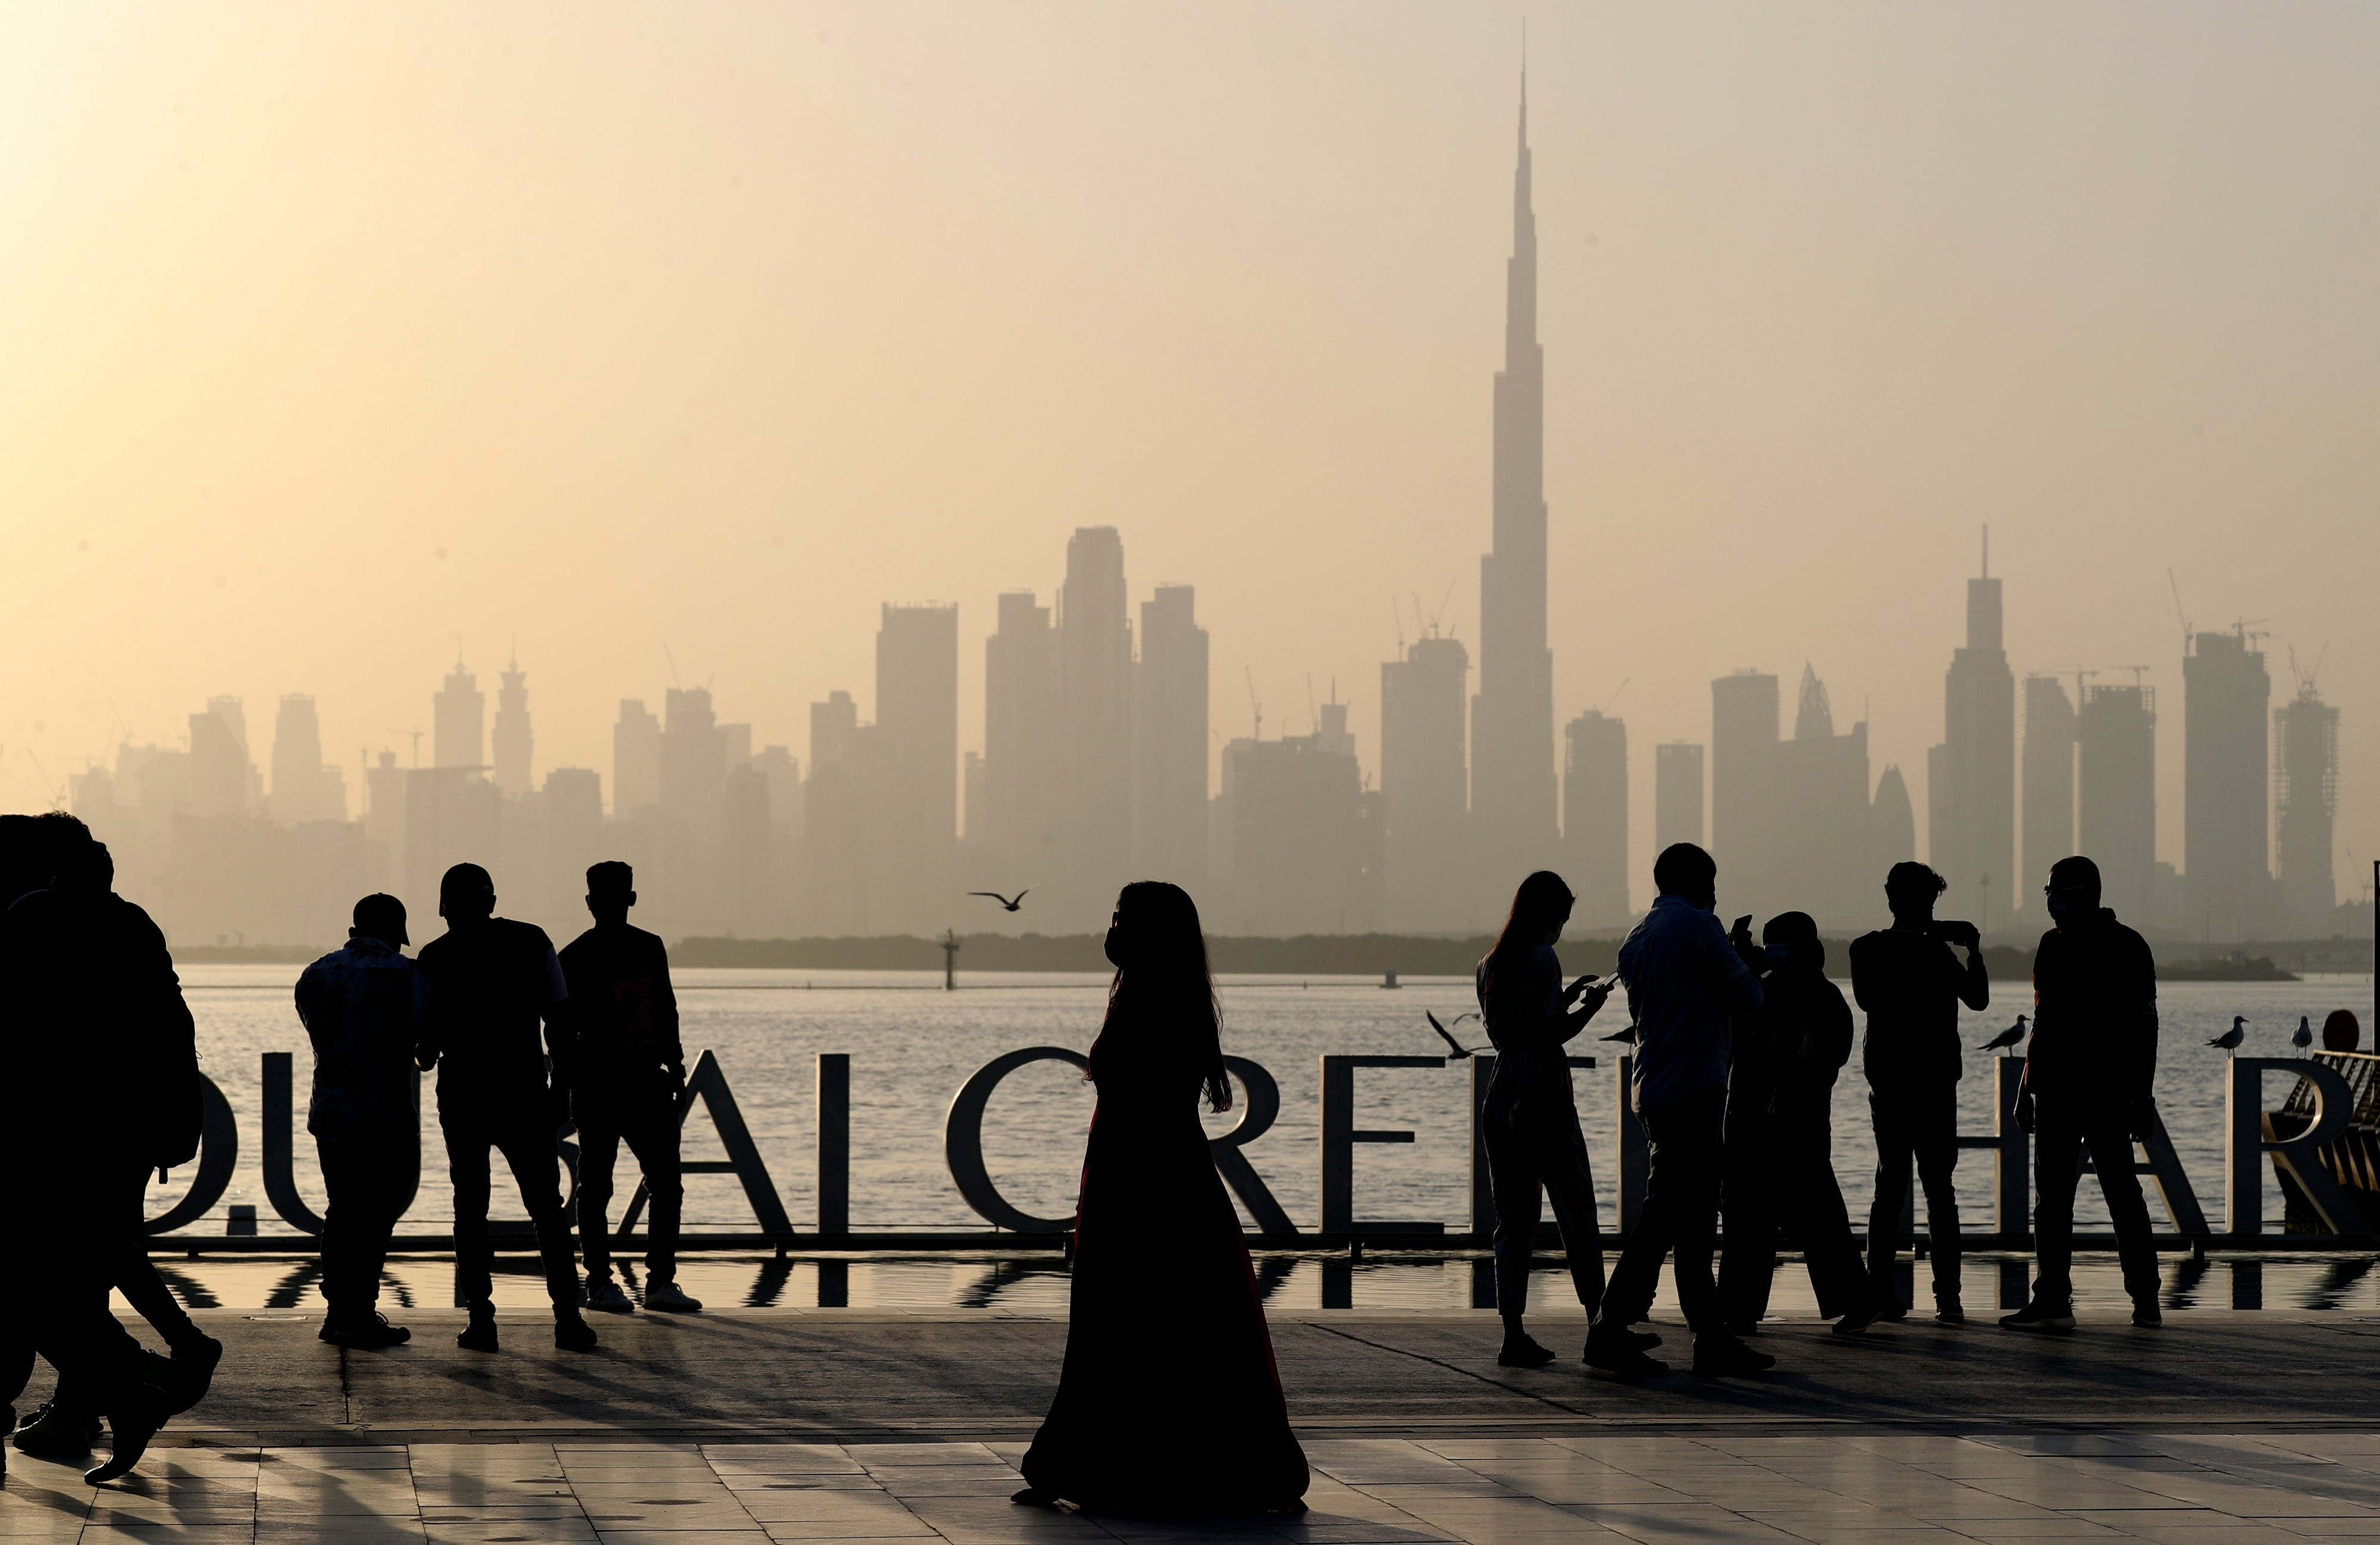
[11,1399,101,1457]
[1497,1334,1557,1368]
[643,1278,703,1313]
[1872,1297,1909,1322]
[1998,1300,2075,1332]
[585,1274,635,1313]
[1831,1306,1879,1336]
[1936,1302,1966,1324]
[553,1311,599,1352]
[458,1306,500,1353]
[1690,1334,1776,1377]
[1582,1325,1669,1379]
[86,1360,174,1485]
[2132,1302,2163,1328]
[320,1313,411,1349]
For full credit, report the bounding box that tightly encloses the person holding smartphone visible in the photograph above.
[1849,862,1988,1322]
[1473,871,1617,1368]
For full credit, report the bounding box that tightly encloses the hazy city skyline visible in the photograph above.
[5,4,2376,927]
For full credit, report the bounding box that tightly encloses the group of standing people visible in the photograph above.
[1471,843,2166,1380]
[294,858,703,1356]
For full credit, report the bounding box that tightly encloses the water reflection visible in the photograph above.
[129,1250,2380,1316]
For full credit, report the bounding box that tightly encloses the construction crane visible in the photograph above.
[1244,668,1263,742]
[2167,569,2193,651]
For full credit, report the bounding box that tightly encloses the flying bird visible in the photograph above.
[2208,1016,2249,1051]
[967,889,1029,912]
[2294,1015,2314,1051]
[1978,1014,2030,1053]
[1426,1011,1483,1059]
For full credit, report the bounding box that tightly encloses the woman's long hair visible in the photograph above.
[1480,870,1575,1005]
[1094,880,1231,1112]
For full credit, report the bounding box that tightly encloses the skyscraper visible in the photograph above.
[492,657,533,797]
[1870,765,1915,883]
[2020,675,2077,919]
[1930,552,2015,932]
[982,591,1060,881]
[2273,680,2339,936]
[1773,665,1871,931]
[1380,635,1471,931]
[2183,628,2271,940]
[1711,671,1779,914]
[872,602,960,930]
[434,662,484,771]
[1561,710,1628,927]
[269,695,346,824]
[2079,683,2157,921]
[1134,584,1208,886]
[1654,742,1704,854]
[612,700,661,816]
[189,698,252,818]
[1060,527,1132,925]
[1471,79,1558,891]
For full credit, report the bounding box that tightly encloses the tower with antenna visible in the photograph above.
[1930,527,2015,934]
[1470,59,1559,893]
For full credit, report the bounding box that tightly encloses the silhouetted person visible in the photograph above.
[1850,861,1987,1322]
[295,893,427,1349]
[559,862,700,1314]
[1015,882,1308,1514]
[1473,870,1615,1367]
[1586,843,1768,1379]
[2003,855,2162,1331]
[1718,912,1877,1335]
[0,815,204,1483]
[414,863,596,1353]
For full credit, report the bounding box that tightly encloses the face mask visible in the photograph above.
[1104,926,1126,968]
[1764,944,1790,968]
[2046,895,2075,925]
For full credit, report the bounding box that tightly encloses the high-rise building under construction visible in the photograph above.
[2182,628,2271,940]
[2273,679,2339,936]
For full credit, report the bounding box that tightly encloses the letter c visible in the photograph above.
[944,1046,1090,1234]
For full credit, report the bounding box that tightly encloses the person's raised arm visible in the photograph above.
[1706,913,1764,1015]
[1951,924,1990,1012]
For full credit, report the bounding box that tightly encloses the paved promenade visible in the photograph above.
[9,1309,2380,1541]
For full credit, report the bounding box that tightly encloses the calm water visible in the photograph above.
[151,964,2380,1311]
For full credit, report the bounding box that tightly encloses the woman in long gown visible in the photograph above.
[1015,881,1310,1514]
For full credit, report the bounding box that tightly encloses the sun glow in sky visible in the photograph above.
[3,2,2376,906]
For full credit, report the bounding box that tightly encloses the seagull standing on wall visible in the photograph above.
[1979,1014,2030,1053]
[2209,1016,2249,1052]
[2294,1015,2314,1052]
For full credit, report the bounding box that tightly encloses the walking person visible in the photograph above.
[414,864,597,1354]
[1585,844,1769,1378]
[1473,871,1615,1368]
[0,816,199,1483]
[1014,882,1308,1514]
[1718,913,1878,1335]
[1849,862,1988,1322]
[2003,855,2163,1330]
[559,863,701,1314]
[295,893,427,1349]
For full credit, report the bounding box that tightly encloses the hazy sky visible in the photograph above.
[4,3,2376,909]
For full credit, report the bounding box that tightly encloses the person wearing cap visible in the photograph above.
[558,862,701,1314]
[414,862,596,1354]
[295,893,430,1349]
